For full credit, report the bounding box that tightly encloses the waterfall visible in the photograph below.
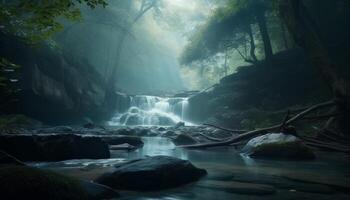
[181,98,188,121]
[108,95,191,126]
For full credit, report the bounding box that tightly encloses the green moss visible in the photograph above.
[0,114,41,130]
[0,165,92,199]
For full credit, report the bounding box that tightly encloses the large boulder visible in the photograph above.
[0,165,119,199]
[95,156,207,191]
[0,134,110,161]
[241,133,315,160]
[172,133,197,146]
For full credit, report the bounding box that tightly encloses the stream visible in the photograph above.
[30,136,350,200]
[27,96,350,199]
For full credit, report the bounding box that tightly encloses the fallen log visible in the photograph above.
[202,123,247,134]
[196,132,231,142]
[179,101,336,149]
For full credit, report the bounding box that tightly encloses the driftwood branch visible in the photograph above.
[202,123,247,134]
[279,110,290,131]
[179,100,336,149]
[196,132,227,142]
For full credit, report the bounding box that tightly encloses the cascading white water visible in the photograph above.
[108,95,191,126]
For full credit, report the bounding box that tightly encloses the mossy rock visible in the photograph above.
[172,133,197,146]
[242,133,315,160]
[0,114,42,129]
[0,165,93,199]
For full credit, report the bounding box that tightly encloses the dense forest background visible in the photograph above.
[1,0,350,131]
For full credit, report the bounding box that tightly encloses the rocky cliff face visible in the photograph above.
[0,34,130,124]
[187,49,332,128]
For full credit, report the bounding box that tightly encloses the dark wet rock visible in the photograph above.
[174,121,185,129]
[0,151,25,166]
[158,127,166,131]
[83,122,95,129]
[116,128,138,136]
[172,133,198,146]
[0,114,42,130]
[0,165,114,199]
[95,156,207,191]
[147,129,160,136]
[37,126,74,133]
[197,180,276,195]
[0,134,110,161]
[101,136,144,148]
[161,130,178,138]
[241,133,315,160]
[109,143,137,151]
[133,128,149,136]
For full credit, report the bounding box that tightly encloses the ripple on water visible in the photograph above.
[30,136,350,200]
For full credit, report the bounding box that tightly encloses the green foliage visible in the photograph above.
[180,0,257,65]
[0,0,108,43]
[0,165,92,199]
[0,1,108,111]
[0,58,21,112]
[0,58,19,88]
[0,114,41,130]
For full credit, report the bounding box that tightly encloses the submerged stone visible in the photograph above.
[241,133,315,160]
[95,156,207,191]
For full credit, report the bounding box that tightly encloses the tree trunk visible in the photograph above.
[247,24,258,63]
[279,0,350,134]
[224,48,228,76]
[255,8,273,61]
[280,18,289,50]
[104,0,157,104]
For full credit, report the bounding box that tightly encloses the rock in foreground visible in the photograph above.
[0,134,110,161]
[0,165,119,199]
[241,133,315,160]
[95,156,207,191]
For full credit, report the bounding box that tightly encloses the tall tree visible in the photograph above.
[180,0,275,66]
[104,0,160,101]
[0,0,107,111]
[0,0,107,43]
[254,1,273,61]
[279,0,350,132]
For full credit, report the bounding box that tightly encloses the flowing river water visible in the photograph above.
[30,136,350,200]
[29,95,350,199]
